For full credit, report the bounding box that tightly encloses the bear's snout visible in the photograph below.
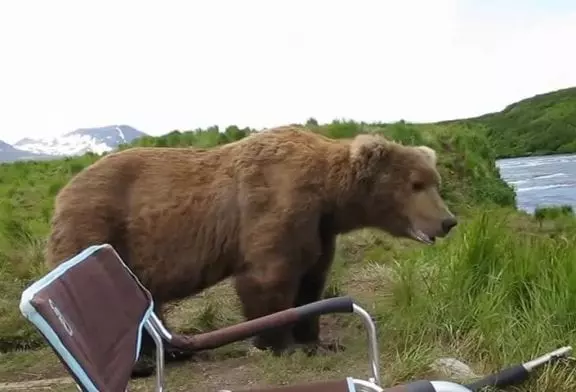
[441,217,458,234]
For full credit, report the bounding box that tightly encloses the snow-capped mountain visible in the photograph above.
[14,125,147,157]
[0,140,54,162]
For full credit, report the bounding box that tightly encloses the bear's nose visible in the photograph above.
[442,217,458,234]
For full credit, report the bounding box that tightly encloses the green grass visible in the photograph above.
[385,209,576,385]
[3,209,576,391]
[1,109,576,390]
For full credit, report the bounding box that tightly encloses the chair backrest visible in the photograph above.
[19,244,155,392]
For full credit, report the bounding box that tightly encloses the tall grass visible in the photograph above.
[373,208,576,389]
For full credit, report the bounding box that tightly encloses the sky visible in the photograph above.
[0,0,575,144]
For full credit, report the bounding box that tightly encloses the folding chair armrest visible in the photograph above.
[161,296,383,387]
[167,296,355,351]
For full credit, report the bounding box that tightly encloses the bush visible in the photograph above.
[534,205,574,220]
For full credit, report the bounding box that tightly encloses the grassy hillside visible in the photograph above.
[445,86,576,158]
[1,115,576,390]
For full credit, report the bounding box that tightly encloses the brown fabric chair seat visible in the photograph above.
[20,244,155,392]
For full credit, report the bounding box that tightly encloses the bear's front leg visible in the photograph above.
[291,230,345,355]
[233,261,301,356]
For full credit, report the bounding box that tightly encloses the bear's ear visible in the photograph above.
[415,145,437,166]
[349,134,389,162]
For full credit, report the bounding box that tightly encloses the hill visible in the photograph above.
[132,86,576,160]
[443,86,576,158]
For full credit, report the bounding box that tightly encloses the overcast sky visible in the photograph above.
[0,0,575,143]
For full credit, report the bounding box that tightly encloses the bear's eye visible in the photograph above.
[412,181,425,192]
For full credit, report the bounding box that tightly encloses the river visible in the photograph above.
[496,153,576,213]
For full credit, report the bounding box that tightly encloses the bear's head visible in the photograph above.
[348,133,457,245]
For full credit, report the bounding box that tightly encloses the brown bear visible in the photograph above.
[44,125,457,377]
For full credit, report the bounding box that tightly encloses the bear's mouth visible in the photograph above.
[408,229,436,245]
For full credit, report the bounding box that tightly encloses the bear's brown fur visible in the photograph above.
[45,125,457,376]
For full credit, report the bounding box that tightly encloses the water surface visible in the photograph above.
[496,153,576,213]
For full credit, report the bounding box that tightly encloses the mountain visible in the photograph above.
[0,140,54,163]
[441,86,576,158]
[14,125,147,157]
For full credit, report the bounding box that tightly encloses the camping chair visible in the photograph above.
[19,243,566,392]
[19,243,389,392]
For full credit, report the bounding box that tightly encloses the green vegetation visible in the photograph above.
[534,205,575,227]
[1,89,576,390]
[124,119,517,208]
[443,86,576,158]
